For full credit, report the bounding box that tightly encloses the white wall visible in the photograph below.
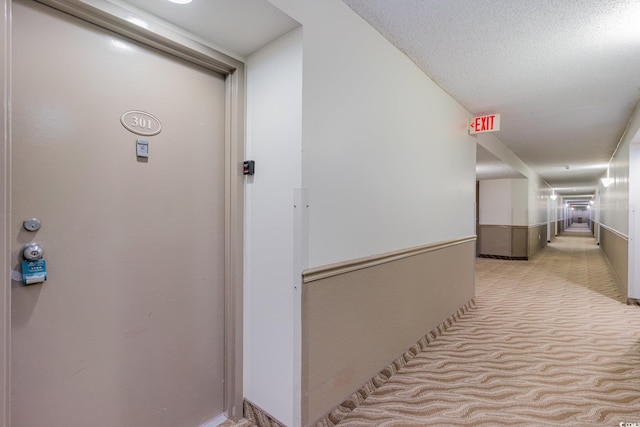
[529,174,549,226]
[256,1,476,423]
[599,102,640,237]
[629,139,640,298]
[300,0,476,268]
[479,179,527,226]
[244,27,302,426]
[600,119,633,237]
[477,132,551,227]
[598,101,640,299]
[479,180,511,225]
[512,179,529,225]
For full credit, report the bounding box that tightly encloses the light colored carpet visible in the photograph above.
[218,418,257,427]
[336,234,640,426]
[561,222,593,236]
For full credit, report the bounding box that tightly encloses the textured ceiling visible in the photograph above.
[342,0,640,195]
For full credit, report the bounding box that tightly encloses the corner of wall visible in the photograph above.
[244,25,303,427]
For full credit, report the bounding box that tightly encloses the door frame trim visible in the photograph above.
[0,0,245,423]
[1,2,10,426]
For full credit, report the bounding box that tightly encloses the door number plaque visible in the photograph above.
[121,110,162,136]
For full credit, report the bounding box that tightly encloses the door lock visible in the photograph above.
[20,243,47,285]
[23,217,42,232]
[22,243,44,261]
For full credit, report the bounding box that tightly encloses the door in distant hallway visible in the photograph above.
[11,1,226,426]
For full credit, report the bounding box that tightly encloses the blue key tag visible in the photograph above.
[21,259,47,285]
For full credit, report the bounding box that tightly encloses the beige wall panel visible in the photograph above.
[478,225,546,259]
[511,227,529,258]
[478,225,511,257]
[301,240,475,425]
[600,227,628,295]
[527,225,547,257]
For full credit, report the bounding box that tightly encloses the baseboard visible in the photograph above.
[200,414,228,427]
[310,299,476,427]
[243,399,285,427]
[478,254,528,261]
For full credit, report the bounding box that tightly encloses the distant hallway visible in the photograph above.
[562,221,594,237]
[336,235,640,426]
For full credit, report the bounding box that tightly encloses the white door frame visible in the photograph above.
[0,1,246,424]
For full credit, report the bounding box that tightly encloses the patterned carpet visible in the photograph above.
[219,418,257,427]
[335,231,640,426]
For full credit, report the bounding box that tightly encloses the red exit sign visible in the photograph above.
[469,114,500,135]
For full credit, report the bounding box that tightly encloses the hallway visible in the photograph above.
[329,233,640,426]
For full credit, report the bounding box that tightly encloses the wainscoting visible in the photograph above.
[528,224,547,257]
[478,225,547,260]
[300,237,476,426]
[599,224,628,296]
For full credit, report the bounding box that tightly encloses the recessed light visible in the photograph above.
[168,0,192,4]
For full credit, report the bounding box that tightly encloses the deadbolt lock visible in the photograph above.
[23,218,41,232]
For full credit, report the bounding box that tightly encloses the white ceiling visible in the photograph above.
[476,145,524,181]
[342,0,640,196]
[113,0,299,57]
[113,0,640,197]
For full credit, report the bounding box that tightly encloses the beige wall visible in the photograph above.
[478,225,529,259]
[478,225,511,257]
[528,224,547,258]
[600,226,628,295]
[512,226,529,258]
[478,224,547,259]
[301,238,475,426]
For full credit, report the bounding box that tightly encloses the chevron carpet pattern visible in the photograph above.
[336,231,640,426]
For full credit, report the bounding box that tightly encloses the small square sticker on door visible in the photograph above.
[136,139,149,158]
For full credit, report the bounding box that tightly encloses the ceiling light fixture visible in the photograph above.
[550,188,557,201]
[168,0,192,4]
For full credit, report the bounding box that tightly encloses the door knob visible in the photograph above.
[22,243,44,261]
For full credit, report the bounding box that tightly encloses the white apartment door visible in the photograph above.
[11,1,228,426]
